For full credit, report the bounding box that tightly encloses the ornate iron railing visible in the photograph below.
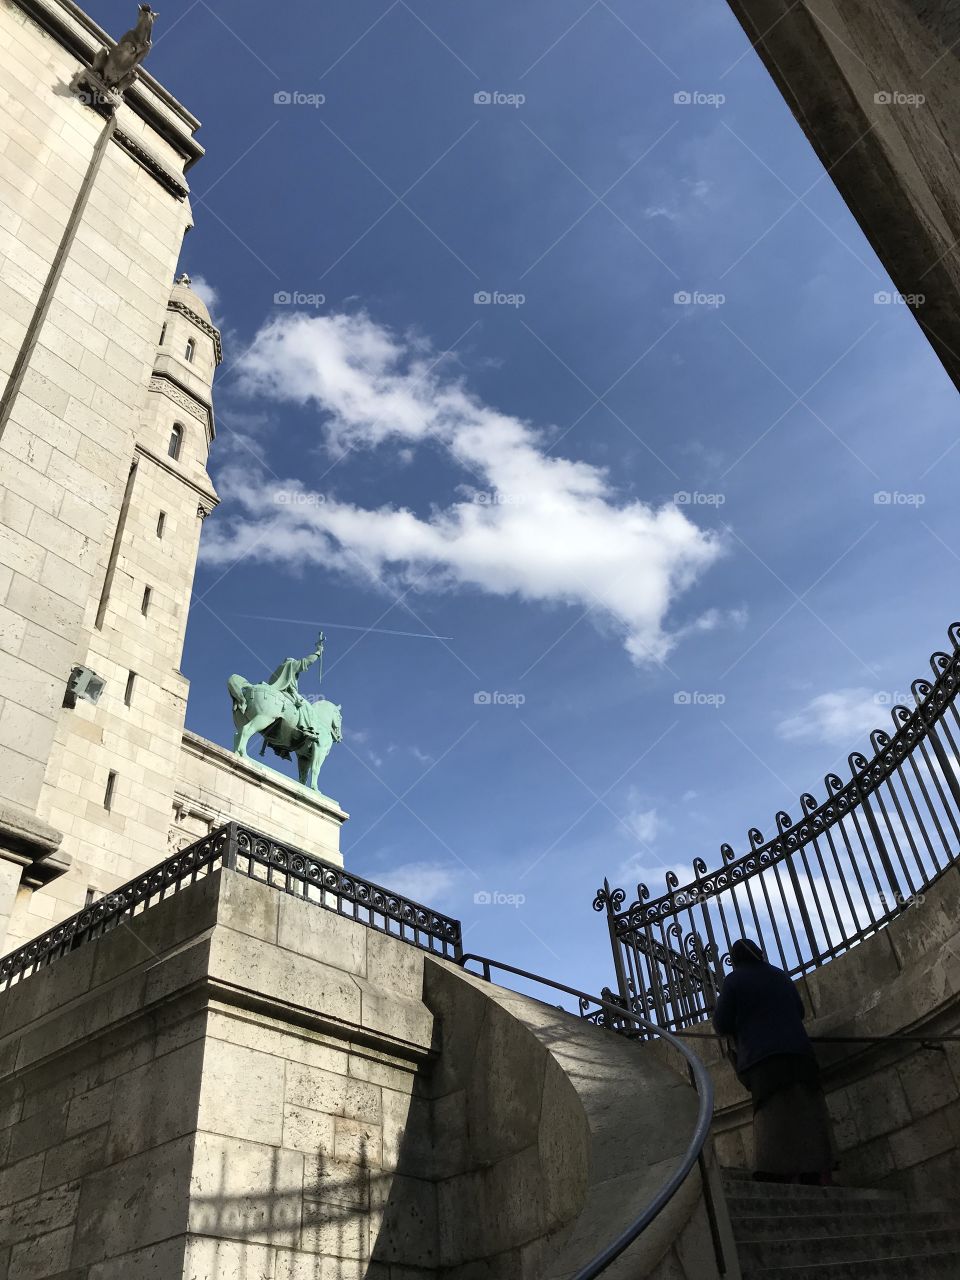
[0,822,462,987]
[595,621,960,1033]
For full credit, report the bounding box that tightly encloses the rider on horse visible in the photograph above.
[265,639,324,742]
[228,633,341,791]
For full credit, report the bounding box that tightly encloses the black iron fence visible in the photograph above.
[595,622,960,1033]
[0,822,462,988]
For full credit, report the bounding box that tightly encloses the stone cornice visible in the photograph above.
[13,0,202,196]
[179,730,349,822]
[14,0,203,154]
[134,442,219,511]
[167,299,223,365]
[148,370,215,441]
[0,801,69,888]
[113,126,189,200]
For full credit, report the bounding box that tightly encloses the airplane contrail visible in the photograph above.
[234,614,454,641]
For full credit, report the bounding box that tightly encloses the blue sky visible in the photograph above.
[93,1,960,998]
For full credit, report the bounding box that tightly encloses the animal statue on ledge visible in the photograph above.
[90,4,158,92]
[228,634,342,792]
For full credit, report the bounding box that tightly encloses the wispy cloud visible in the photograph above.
[777,687,887,745]
[203,310,727,664]
[189,273,222,323]
[382,860,462,906]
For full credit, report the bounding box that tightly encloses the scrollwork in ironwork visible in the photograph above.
[592,881,626,913]
[0,821,463,987]
[597,621,960,953]
[231,824,461,948]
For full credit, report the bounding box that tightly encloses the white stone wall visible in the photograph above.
[0,0,211,950]
[0,0,134,816]
[23,301,221,952]
[0,871,438,1277]
[0,868,724,1279]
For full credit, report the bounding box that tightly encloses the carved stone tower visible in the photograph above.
[13,279,222,950]
[0,0,346,958]
[0,0,214,950]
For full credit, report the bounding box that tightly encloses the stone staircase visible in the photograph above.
[722,1169,960,1278]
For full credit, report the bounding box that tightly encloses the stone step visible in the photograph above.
[725,1194,905,1221]
[738,1226,960,1271]
[729,1208,958,1239]
[741,1249,960,1279]
[720,1174,904,1204]
[724,1187,908,1218]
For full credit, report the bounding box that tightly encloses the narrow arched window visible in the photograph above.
[159,323,167,346]
[168,423,184,460]
[184,338,196,363]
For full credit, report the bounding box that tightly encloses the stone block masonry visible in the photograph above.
[170,731,348,871]
[0,0,351,960]
[724,0,960,393]
[0,0,213,949]
[0,864,727,1279]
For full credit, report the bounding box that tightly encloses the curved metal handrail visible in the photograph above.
[596,622,960,1030]
[458,952,718,1280]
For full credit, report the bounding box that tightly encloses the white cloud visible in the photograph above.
[203,311,725,664]
[344,727,382,768]
[190,273,220,317]
[777,688,887,746]
[383,861,461,905]
[617,858,692,893]
[643,178,714,223]
[625,805,661,845]
[616,794,666,882]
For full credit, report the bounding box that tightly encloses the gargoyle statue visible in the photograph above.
[89,5,158,93]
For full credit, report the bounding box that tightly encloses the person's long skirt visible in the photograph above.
[741,1053,835,1178]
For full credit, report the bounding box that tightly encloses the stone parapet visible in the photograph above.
[0,861,724,1277]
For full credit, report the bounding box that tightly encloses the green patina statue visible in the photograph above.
[228,633,342,792]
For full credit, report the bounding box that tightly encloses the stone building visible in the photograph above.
[0,0,345,956]
[724,0,960,392]
[1,2,960,1279]
[0,10,730,1279]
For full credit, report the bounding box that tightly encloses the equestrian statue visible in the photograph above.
[228,633,342,792]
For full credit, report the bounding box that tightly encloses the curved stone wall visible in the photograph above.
[425,962,737,1280]
[0,866,736,1277]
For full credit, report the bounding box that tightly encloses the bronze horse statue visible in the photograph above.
[228,673,342,793]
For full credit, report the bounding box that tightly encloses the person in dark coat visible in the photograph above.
[713,938,835,1183]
